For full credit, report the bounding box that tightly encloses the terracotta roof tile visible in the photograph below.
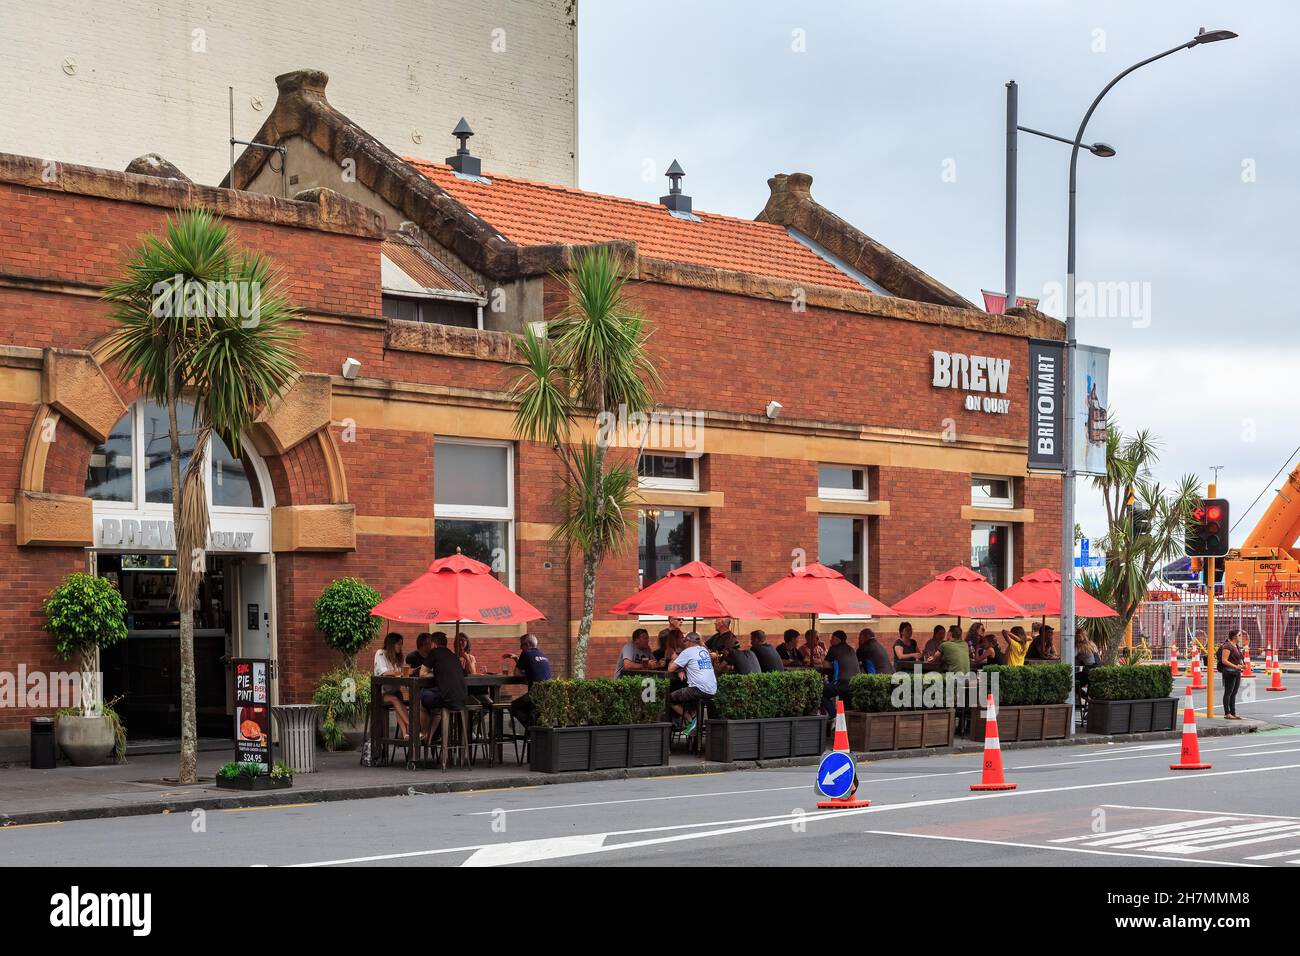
[405,159,868,292]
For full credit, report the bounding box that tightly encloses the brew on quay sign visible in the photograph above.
[932,350,1011,414]
[232,659,272,770]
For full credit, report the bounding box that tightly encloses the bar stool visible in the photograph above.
[436,707,473,771]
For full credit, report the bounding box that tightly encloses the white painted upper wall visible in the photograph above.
[0,0,577,187]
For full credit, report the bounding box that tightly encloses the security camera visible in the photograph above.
[765,400,783,420]
[341,357,361,380]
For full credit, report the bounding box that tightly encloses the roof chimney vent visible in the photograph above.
[659,159,692,215]
[446,118,481,177]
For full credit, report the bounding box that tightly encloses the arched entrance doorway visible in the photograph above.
[85,399,276,739]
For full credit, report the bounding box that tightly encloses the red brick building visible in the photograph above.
[0,69,1062,755]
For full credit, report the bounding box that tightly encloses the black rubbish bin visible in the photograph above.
[30,717,57,769]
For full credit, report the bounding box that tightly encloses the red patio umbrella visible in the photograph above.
[889,566,1028,620]
[1003,568,1118,619]
[609,560,778,621]
[755,563,898,618]
[371,552,545,625]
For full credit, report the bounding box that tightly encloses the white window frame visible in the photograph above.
[971,474,1014,509]
[638,452,699,492]
[433,437,515,589]
[817,464,869,502]
[88,400,274,514]
[637,506,700,604]
[817,513,870,618]
[972,522,1014,590]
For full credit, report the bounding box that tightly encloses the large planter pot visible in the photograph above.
[967,703,1071,742]
[1087,697,1178,735]
[529,723,671,774]
[704,715,826,763]
[55,715,116,766]
[216,774,293,791]
[845,710,955,751]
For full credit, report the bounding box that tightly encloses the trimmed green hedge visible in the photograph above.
[532,677,669,728]
[1088,664,1173,702]
[711,670,823,720]
[981,664,1072,706]
[848,672,950,712]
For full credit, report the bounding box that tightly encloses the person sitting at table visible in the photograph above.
[750,630,785,672]
[452,632,479,675]
[657,616,685,646]
[1032,624,1059,661]
[777,628,802,664]
[937,627,971,673]
[418,632,469,745]
[374,632,410,736]
[823,629,862,713]
[405,632,433,671]
[967,622,996,669]
[667,631,717,737]
[720,637,761,674]
[707,617,737,657]
[1001,626,1033,666]
[504,633,552,731]
[856,628,893,674]
[892,623,921,670]
[921,625,947,671]
[657,627,687,667]
[616,628,657,677]
[800,629,827,666]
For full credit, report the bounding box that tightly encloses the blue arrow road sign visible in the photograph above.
[816,751,856,800]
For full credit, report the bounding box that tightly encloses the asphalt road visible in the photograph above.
[5,724,1300,867]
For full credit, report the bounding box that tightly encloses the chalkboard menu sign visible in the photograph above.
[232,659,272,770]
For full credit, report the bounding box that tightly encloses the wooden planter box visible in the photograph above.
[967,703,1071,742]
[529,723,671,774]
[704,715,826,763]
[845,710,955,751]
[216,775,292,791]
[1086,697,1178,735]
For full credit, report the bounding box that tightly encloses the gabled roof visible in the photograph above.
[406,159,866,292]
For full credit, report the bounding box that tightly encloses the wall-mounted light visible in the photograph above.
[341,357,361,380]
[765,400,783,420]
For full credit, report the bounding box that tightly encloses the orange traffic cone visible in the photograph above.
[1242,646,1255,678]
[1190,653,1205,689]
[1267,646,1289,692]
[970,693,1016,791]
[816,699,870,809]
[1168,643,1181,677]
[1170,685,1212,771]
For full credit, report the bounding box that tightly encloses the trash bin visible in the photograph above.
[30,717,57,769]
[271,704,322,774]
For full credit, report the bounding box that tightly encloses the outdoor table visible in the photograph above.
[370,675,432,769]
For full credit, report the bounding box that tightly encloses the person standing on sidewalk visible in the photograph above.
[1219,629,1245,720]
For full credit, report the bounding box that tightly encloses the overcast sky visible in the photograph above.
[578,0,1294,547]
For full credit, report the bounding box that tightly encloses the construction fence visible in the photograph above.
[1133,595,1300,663]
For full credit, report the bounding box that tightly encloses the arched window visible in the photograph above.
[86,400,265,510]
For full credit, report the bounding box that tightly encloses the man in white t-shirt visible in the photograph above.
[667,631,717,736]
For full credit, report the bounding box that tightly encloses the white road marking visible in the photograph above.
[1243,847,1300,860]
[464,783,810,816]
[461,834,608,867]
[1051,818,1239,846]
[1103,803,1300,821]
[863,830,1259,866]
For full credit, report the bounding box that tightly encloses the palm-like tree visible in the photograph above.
[510,248,659,676]
[102,209,301,783]
[1081,421,1200,662]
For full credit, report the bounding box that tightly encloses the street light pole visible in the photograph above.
[1005,80,1018,308]
[1058,28,1236,729]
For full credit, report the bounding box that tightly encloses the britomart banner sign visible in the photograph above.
[1027,338,1064,471]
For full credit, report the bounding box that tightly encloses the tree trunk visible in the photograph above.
[167,386,199,785]
[574,549,598,678]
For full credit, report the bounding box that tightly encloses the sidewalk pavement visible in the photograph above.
[0,717,1279,827]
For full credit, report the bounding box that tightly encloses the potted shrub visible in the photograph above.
[528,677,671,773]
[44,573,128,766]
[969,664,1073,742]
[845,672,957,751]
[1086,664,1176,734]
[704,670,826,762]
[216,760,294,791]
[312,578,381,750]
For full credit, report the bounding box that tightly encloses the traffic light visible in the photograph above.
[1186,498,1229,558]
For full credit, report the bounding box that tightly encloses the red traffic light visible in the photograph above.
[1205,505,1223,522]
